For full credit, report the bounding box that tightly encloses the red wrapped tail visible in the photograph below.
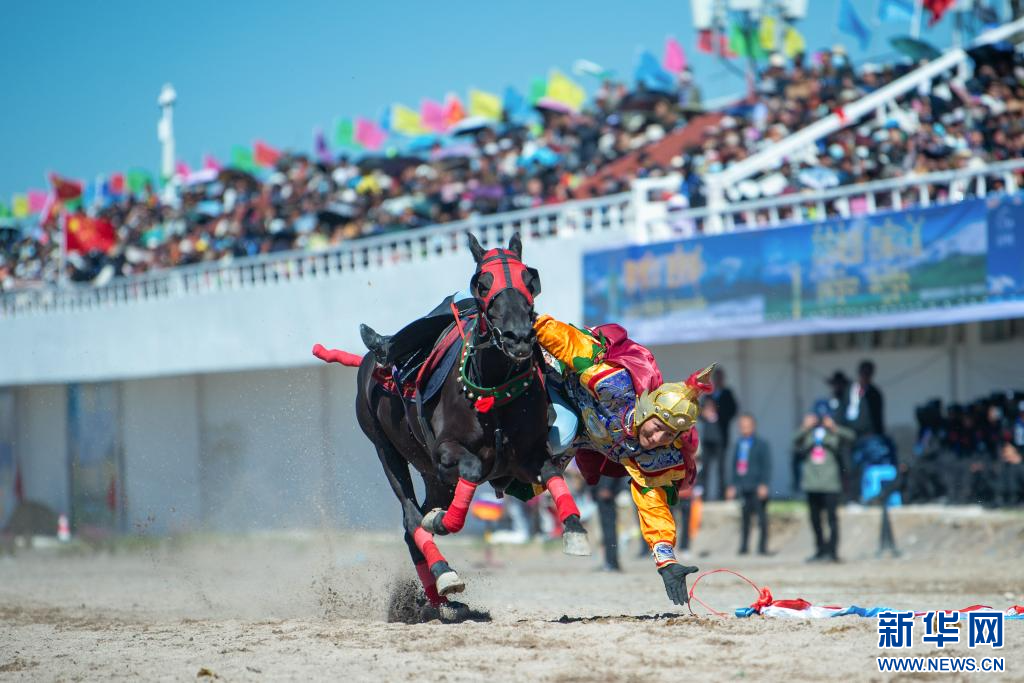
[312,343,365,367]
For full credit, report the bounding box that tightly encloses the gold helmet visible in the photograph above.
[633,364,716,433]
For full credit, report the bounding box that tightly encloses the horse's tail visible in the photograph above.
[312,343,365,367]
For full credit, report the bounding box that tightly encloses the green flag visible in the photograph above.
[0,202,8,218]
[528,77,547,105]
[126,169,152,194]
[231,145,257,172]
[728,24,750,57]
[334,118,356,147]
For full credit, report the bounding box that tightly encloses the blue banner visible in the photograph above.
[583,197,1024,344]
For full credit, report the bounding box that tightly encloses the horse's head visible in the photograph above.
[467,232,541,363]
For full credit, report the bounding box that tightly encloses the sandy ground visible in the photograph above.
[1,504,1022,682]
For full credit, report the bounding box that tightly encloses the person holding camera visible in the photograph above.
[794,401,855,563]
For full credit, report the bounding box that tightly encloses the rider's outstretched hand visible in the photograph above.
[658,563,699,606]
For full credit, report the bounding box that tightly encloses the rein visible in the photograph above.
[453,311,534,414]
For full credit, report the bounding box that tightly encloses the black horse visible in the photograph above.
[323,233,589,619]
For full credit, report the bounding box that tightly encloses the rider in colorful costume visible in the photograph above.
[530,314,712,606]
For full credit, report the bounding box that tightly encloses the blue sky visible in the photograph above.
[2,0,958,201]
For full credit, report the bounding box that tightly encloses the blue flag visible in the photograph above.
[877,0,914,23]
[503,86,527,120]
[838,0,871,50]
[634,50,675,92]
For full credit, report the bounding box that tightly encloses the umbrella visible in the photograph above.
[357,155,424,175]
[617,90,674,113]
[317,202,359,225]
[798,167,840,191]
[430,143,479,161]
[218,168,261,189]
[407,134,441,152]
[534,97,577,115]
[518,146,561,167]
[890,36,941,62]
[448,116,496,136]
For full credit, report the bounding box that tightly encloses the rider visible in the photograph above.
[532,313,709,606]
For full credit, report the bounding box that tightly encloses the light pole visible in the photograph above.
[157,83,177,183]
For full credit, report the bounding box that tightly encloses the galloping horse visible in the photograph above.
[315,233,589,620]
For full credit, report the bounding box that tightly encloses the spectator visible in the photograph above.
[794,403,855,563]
[591,475,624,572]
[696,395,725,501]
[989,442,1024,507]
[844,359,885,501]
[726,414,772,556]
[711,366,739,493]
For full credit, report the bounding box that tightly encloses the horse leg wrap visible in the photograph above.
[442,478,478,533]
[414,560,446,607]
[413,527,445,567]
[545,475,581,523]
[414,528,465,596]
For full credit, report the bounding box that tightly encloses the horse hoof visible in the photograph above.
[420,508,448,535]
[562,531,592,557]
[435,570,465,596]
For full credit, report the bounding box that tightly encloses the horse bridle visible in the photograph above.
[469,247,540,360]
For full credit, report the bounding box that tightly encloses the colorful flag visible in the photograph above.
[503,86,527,120]
[126,169,152,194]
[469,89,502,121]
[635,50,675,91]
[313,126,333,165]
[48,173,83,201]
[175,161,191,177]
[64,213,117,254]
[0,202,8,218]
[838,0,871,50]
[783,26,806,58]
[924,0,955,25]
[110,173,126,195]
[421,99,447,133]
[728,23,765,58]
[12,195,28,218]
[697,29,714,54]
[253,141,281,167]
[572,59,613,80]
[528,77,547,105]
[664,36,687,73]
[545,70,586,112]
[443,94,466,127]
[231,145,257,172]
[390,104,426,136]
[759,16,777,51]
[354,118,386,151]
[334,118,356,147]
[877,0,914,23]
[202,155,222,172]
[26,190,48,214]
[720,32,737,58]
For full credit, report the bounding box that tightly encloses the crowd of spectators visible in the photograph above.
[3,42,1023,292]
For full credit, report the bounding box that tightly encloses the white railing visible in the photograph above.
[0,193,632,318]
[702,16,1024,231]
[632,159,1024,241]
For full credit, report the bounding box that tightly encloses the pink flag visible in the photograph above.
[421,99,447,133]
[175,161,191,177]
[27,190,48,213]
[664,36,687,73]
[203,154,223,171]
[355,118,386,151]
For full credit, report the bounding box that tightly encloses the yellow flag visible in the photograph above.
[12,194,28,218]
[391,104,426,136]
[759,16,777,52]
[546,70,586,113]
[783,26,805,58]
[469,89,502,121]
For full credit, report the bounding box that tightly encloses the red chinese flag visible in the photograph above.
[697,29,714,54]
[253,140,282,167]
[110,173,126,195]
[65,213,117,254]
[924,0,955,25]
[48,173,83,201]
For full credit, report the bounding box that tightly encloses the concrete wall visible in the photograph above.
[14,384,69,515]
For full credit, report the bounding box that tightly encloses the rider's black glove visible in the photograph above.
[658,563,699,606]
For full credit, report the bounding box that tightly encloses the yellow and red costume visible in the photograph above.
[533,314,709,570]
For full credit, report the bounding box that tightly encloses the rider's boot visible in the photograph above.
[359,324,391,366]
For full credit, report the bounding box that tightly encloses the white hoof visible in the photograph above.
[420,508,445,533]
[562,531,592,557]
[435,570,465,596]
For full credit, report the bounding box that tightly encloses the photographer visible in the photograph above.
[794,401,855,563]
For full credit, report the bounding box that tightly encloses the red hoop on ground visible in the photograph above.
[687,568,767,618]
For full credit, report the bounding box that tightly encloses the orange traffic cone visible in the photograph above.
[57,514,71,542]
